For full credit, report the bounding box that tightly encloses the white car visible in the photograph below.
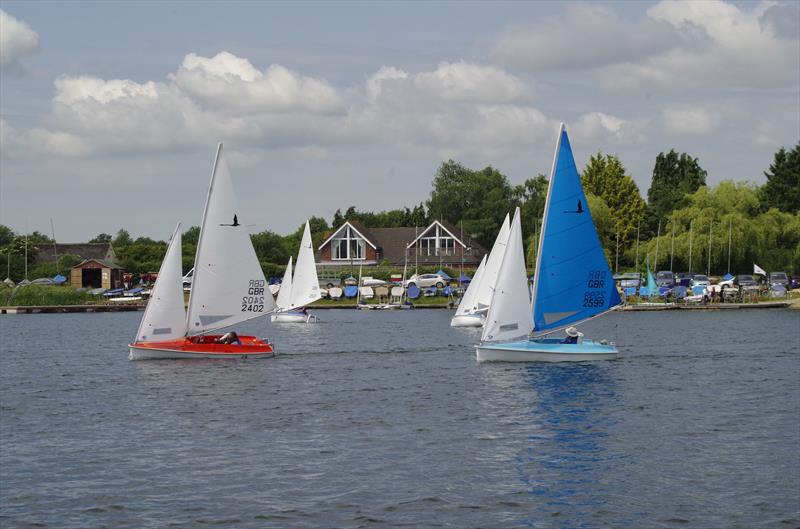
[404,273,448,289]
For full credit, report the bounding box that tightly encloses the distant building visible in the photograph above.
[317,220,487,268]
[70,259,123,290]
[33,243,117,264]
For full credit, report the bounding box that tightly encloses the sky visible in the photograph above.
[1,0,798,243]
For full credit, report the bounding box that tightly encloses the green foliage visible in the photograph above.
[336,204,429,229]
[0,225,15,246]
[0,284,95,306]
[646,150,707,233]
[89,233,112,243]
[183,226,200,245]
[760,142,800,214]
[581,153,645,243]
[638,181,800,275]
[113,229,133,247]
[585,193,616,267]
[427,160,519,249]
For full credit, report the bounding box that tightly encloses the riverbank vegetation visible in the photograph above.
[1,142,797,281]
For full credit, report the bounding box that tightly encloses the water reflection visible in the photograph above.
[517,363,618,527]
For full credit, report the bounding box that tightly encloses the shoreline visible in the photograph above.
[1,300,794,314]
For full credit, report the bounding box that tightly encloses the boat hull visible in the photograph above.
[270,311,317,323]
[476,338,618,363]
[129,335,275,360]
[450,313,484,327]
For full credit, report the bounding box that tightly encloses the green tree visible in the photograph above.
[645,149,707,234]
[89,233,112,243]
[761,142,800,214]
[183,226,200,245]
[581,152,645,246]
[515,174,548,243]
[427,160,518,249]
[113,229,133,247]
[0,225,16,246]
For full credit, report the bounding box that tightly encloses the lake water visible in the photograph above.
[1,308,798,528]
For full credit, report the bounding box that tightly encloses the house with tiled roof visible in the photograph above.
[317,220,487,268]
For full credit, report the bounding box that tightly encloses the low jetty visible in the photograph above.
[622,301,790,311]
[1,304,144,314]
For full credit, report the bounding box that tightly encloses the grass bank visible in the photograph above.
[0,285,97,307]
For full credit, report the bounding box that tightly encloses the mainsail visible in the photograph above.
[275,256,294,310]
[481,207,532,342]
[135,222,186,342]
[454,254,487,317]
[531,124,621,334]
[186,144,276,335]
[475,213,510,309]
[288,221,321,309]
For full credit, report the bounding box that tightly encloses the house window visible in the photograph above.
[332,226,366,260]
[416,223,459,256]
[421,238,436,256]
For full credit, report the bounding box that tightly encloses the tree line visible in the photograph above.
[1,142,797,282]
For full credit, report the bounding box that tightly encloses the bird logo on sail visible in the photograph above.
[220,214,240,227]
[564,200,583,214]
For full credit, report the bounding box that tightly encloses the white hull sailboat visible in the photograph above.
[270,220,322,323]
[451,215,510,327]
[129,144,277,360]
[477,124,621,362]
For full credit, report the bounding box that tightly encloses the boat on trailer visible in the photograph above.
[129,144,276,360]
[476,124,621,363]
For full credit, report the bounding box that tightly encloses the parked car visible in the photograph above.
[676,272,694,287]
[768,271,789,288]
[655,270,675,288]
[182,268,194,289]
[691,274,710,290]
[405,273,447,289]
[614,273,641,289]
[734,274,759,290]
[789,276,800,290]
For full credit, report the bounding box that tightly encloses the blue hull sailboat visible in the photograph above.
[476,123,621,362]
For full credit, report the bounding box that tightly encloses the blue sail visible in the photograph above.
[531,125,621,334]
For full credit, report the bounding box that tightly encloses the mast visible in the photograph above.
[614,223,619,275]
[185,143,222,335]
[707,219,713,276]
[50,218,59,274]
[24,234,28,281]
[634,221,641,275]
[530,123,563,323]
[688,220,694,272]
[670,222,675,272]
[654,219,661,273]
[727,219,732,275]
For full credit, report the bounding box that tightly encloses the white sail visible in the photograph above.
[135,223,186,342]
[275,256,293,311]
[186,144,276,335]
[481,207,532,343]
[454,254,487,317]
[476,214,510,308]
[288,220,321,309]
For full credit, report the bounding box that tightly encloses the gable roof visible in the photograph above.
[33,243,116,263]
[405,220,470,249]
[73,258,122,270]
[318,220,378,250]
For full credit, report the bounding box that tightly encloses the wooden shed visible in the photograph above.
[70,259,123,290]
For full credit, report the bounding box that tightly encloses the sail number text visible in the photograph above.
[242,279,266,312]
[582,270,607,308]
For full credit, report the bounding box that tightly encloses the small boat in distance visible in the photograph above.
[129,144,276,360]
[476,124,621,362]
[271,221,322,323]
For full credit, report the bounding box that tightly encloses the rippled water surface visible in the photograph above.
[1,308,799,528]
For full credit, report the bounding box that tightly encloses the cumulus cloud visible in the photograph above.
[0,9,39,66]
[571,112,646,143]
[662,107,717,135]
[599,0,800,91]
[171,52,342,114]
[492,3,677,70]
[8,53,549,158]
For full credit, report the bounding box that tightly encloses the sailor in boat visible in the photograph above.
[217,331,241,345]
[562,326,582,344]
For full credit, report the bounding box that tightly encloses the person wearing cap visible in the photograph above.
[562,326,580,344]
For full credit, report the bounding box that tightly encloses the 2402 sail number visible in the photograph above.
[242,279,266,312]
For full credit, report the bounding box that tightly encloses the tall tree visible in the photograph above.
[427,160,518,248]
[581,152,645,243]
[761,142,800,214]
[646,149,707,233]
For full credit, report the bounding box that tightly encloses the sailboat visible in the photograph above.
[476,124,621,362]
[129,144,277,360]
[450,214,510,327]
[271,221,322,322]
